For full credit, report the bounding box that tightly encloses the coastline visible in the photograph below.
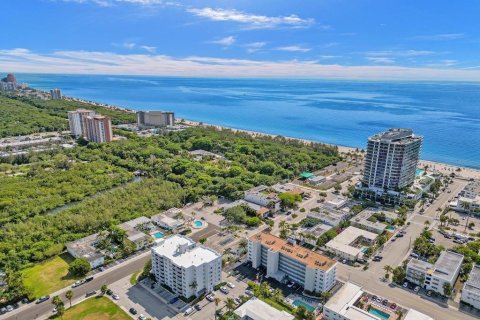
[24,90,480,180]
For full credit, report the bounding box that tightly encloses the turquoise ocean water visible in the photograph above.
[14,74,480,169]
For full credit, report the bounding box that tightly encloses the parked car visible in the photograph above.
[106,289,113,295]
[138,315,146,320]
[227,282,235,288]
[194,304,202,311]
[112,294,120,300]
[85,291,96,297]
[36,295,50,304]
[410,252,419,259]
[0,307,7,314]
[371,295,377,301]
[234,298,242,305]
[390,303,397,310]
[382,299,388,306]
[403,282,408,288]
[129,308,138,315]
[245,289,254,297]
[5,305,13,312]
[414,286,420,293]
[206,294,215,302]
[184,307,195,316]
[85,276,94,282]
[72,280,83,288]
[220,286,229,294]
[426,290,433,297]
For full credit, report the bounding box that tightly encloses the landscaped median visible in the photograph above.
[49,296,130,320]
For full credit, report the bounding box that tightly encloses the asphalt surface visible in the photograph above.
[2,253,151,320]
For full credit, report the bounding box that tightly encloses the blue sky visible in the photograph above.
[1,0,480,80]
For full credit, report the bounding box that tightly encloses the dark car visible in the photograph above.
[194,303,202,311]
[129,308,138,315]
[85,291,96,297]
[36,295,50,304]
[106,289,113,296]
[85,276,94,282]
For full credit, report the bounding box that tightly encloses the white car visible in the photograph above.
[414,286,420,293]
[227,282,235,288]
[403,282,408,288]
[206,294,215,302]
[112,294,120,300]
[184,307,195,316]
[220,286,229,294]
[138,314,146,320]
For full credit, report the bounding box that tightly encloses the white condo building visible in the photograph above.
[151,235,221,298]
[244,185,281,212]
[248,232,337,293]
[406,250,464,296]
[461,264,480,310]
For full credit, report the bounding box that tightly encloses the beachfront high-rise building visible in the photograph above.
[68,109,96,138]
[2,73,16,84]
[363,128,422,190]
[248,232,337,293]
[50,88,62,100]
[151,235,222,299]
[83,115,113,143]
[137,111,175,128]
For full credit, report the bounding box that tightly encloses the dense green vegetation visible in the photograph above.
[0,95,67,137]
[0,125,339,303]
[0,93,135,137]
[0,159,132,224]
[224,205,262,227]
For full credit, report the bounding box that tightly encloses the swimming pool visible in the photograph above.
[368,307,390,320]
[416,168,425,177]
[193,219,205,229]
[292,299,315,312]
[152,231,164,239]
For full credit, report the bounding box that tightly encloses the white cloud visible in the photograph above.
[140,45,157,53]
[1,48,480,81]
[187,7,314,29]
[245,42,266,53]
[319,55,341,60]
[275,45,311,52]
[427,59,457,67]
[122,42,137,49]
[412,33,465,41]
[367,57,395,64]
[366,50,434,57]
[209,36,236,46]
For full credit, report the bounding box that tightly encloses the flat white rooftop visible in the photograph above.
[325,226,377,257]
[234,298,294,320]
[152,235,220,268]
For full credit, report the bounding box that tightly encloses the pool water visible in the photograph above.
[153,231,164,239]
[361,247,369,253]
[368,307,390,320]
[415,168,425,177]
[193,219,205,228]
[292,299,315,311]
[386,226,396,231]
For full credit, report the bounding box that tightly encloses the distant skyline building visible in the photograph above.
[151,235,221,299]
[0,73,17,91]
[68,109,96,138]
[362,128,422,190]
[137,111,175,128]
[50,88,62,99]
[83,115,113,143]
[2,73,16,84]
[68,108,112,142]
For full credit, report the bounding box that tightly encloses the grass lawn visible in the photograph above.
[23,253,80,298]
[51,296,131,320]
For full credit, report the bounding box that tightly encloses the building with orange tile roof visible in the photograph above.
[248,232,337,293]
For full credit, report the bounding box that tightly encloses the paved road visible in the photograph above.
[2,253,151,320]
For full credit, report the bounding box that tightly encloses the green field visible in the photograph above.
[23,253,80,298]
[51,296,131,320]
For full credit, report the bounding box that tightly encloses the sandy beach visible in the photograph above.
[180,118,480,181]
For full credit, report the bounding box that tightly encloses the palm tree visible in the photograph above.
[56,303,65,320]
[101,284,108,295]
[272,288,283,302]
[65,290,73,308]
[52,295,62,309]
[214,297,221,320]
[260,281,272,298]
[225,297,236,313]
[189,281,198,295]
[383,265,393,280]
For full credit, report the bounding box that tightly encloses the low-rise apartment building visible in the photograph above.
[66,234,105,269]
[406,250,464,296]
[325,226,377,261]
[351,208,395,234]
[234,298,294,320]
[454,180,480,214]
[248,232,337,293]
[461,264,480,309]
[324,281,434,320]
[118,216,153,250]
[151,235,222,299]
[244,185,281,212]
